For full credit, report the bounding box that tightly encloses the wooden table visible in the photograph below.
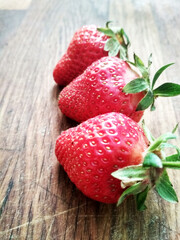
[0,0,180,239]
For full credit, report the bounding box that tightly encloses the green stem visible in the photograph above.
[147,140,162,152]
[162,161,180,169]
[147,133,176,152]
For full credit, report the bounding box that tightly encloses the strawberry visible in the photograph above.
[58,56,144,122]
[55,112,180,210]
[55,112,148,203]
[53,23,130,85]
[58,54,180,123]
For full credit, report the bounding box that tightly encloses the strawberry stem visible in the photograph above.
[97,22,130,60]
[162,161,180,169]
[112,123,180,210]
[123,54,180,112]
[147,132,176,152]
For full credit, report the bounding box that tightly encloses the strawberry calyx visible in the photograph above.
[123,53,180,111]
[97,21,130,60]
[111,122,180,211]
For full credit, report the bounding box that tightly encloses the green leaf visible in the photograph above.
[153,83,180,97]
[104,38,120,56]
[172,123,179,134]
[148,53,152,68]
[165,153,180,162]
[159,143,180,155]
[136,186,149,211]
[104,38,116,51]
[143,153,163,168]
[97,27,116,38]
[133,54,149,79]
[142,120,155,143]
[150,102,156,111]
[119,45,127,60]
[152,63,174,89]
[123,78,149,93]
[116,29,130,60]
[136,91,154,111]
[155,169,178,203]
[106,21,112,28]
[134,53,145,67]
[117,182,147,206]
[148,132,177,151]
[163,153,180,169]
[98,24,130,60]
[117,28,130,47]
[122,29,130,46]
[126,60,136,67]
[111,165,148,182]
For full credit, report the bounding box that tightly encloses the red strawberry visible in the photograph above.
[53,25,109,85]
[55,112,148,203]
[53,23,130,86]
[58,56,144,122]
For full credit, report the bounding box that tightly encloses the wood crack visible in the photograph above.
[0,178,13,218]
[0,204,86,235]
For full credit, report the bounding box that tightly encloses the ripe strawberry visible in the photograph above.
[53,24,130,85]
[53,25,107,85]
[55,112,148,203]
[55,112,180,209]
[58,53,180,123]
[58,56,144,122]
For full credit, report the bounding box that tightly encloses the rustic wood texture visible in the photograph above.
[0,0,180,239]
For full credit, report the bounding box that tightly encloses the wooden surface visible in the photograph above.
[0,0,180,239]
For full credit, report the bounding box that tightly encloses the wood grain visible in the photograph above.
[0,0,180,239]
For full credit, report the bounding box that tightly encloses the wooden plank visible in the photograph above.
[0,0,180,239]
[0,0,32,10]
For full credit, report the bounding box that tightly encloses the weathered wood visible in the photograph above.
[0,0,180,239]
